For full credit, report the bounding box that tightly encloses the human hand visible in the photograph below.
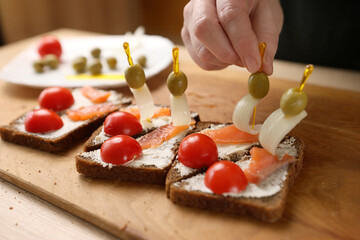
[181,0,283,75]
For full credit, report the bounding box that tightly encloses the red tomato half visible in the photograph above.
[100,135,142,165]
[178,133,218,169]
[204,161,248,194]
[104,111,143,137]
[38,36,62,58]
[25,108,64,133]
[38,87,74,111]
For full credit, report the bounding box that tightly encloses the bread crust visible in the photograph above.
[76,121,200,185]
[0,115,110,153]
[75,154,175,184]
[167,135,304,222]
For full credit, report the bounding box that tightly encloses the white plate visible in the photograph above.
[0,35,174,89]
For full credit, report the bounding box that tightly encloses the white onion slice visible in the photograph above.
[259,109,307,155]
[232,94,261,134]
[170,94,191,126]
[130,84,155,121]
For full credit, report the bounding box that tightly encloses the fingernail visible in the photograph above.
[244,56,259,73]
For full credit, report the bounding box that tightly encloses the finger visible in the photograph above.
[192,38,230,67]
[181,27,228,70]
[251,0,284,75]
[182,1,227,69]
[216,0,261,73]
[182,0,193,28]
[191,0,239,64]
[187,26,230,67]
[235,59,245,67]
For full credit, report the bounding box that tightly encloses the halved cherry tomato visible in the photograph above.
[104,111,142,137]
[204,161,248,194]
[38,87,74,111]
[81,86,111,104]
[100,135,142,165]
[38,36,62,58]
[25,108,63,133]
[178,133,218,169]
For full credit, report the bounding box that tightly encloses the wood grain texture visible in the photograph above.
[0,179,118,240]
[0,29,359,240]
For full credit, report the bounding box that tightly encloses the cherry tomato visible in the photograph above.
[25,108,63,133]
[104,111,143,137]
[178,133,218,169]
[38,36,62,58]
[204,161,248,194]
[38,87,74,111]
[100,135,142,165]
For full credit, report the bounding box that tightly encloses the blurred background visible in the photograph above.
[0,0,187,45]
[0,0,359,71]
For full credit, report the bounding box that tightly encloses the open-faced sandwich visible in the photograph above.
[75,45,200,184]
[166,43,313,222]
[0,86,131,153]
[75,42,311,222]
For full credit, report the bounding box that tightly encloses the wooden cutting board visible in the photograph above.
[1,34,359,240]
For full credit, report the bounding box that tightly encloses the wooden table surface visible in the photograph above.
[1,29,359,240]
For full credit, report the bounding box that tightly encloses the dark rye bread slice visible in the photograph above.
[0,89,131,153]
[167,136,304,222]
[165,121,259,195]
[83,105,200,152]
[75,124,197,185]
[1,115,112,153]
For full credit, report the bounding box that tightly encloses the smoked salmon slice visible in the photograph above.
[201,124,258,144]
[138,124,188,149]
[66,103,117,121]
[244,147,295,184]
[81,86,111,103]
[121,107,141,119]
[121,106,171,120]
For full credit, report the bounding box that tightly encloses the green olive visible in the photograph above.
[137,55,147,68]
[248,72,269,99]
[280,87,308,116]
[33,60,45,73]
[43,54,59,69]
[91,48,101,58]
[72,57,87,73]
[124,64,146,89]
[106,57,117,69]
[78,56,87,64]
[88,60,102,75]
[167,71,188,96]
